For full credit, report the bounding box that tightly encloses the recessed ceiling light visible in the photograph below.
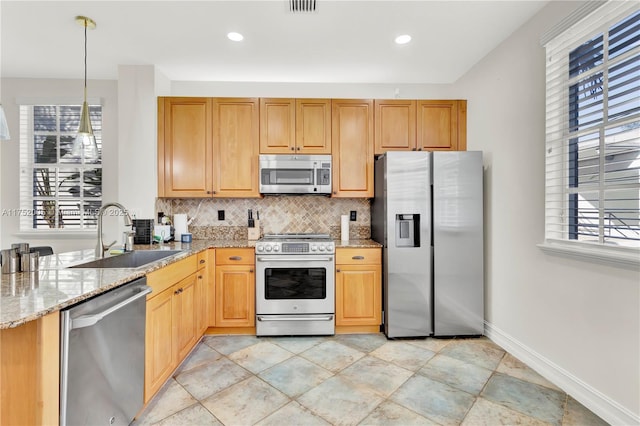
[395,34,412,45]
[227,32,244,42]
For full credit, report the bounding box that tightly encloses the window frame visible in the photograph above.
[540,2,640,269]
[18,103,103,235]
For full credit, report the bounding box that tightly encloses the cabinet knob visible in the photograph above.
[249,268,254,273]
[417,148,422,151]
[198,275,203,279]
[229,256,242,261]
[290,147,295,151]
[412,148,417,151]
[352,256,365,260]
[333,191,337,195]
[336,269,341,273]
[200,259,206,264]
[296,147,300,151]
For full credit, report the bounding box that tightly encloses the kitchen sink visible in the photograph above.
[68,250,183,269]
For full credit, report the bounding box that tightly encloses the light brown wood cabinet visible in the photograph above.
[331,99,374,198]
[212,98,260,197]
[0,311,59,426]
[335,248,382,333]
[417,100,467,151]
[197,251,209,336]
[214,248,256,329]
[158,97,260,198]
[374,99,417,154]
[375,99,467,154]
[145,254,203,402]
[157,97,213,197]
[259,98,331,154]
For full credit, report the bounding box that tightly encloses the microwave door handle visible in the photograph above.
[312,162,318,186]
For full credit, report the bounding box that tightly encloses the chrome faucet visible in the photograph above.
[96,202,133,258]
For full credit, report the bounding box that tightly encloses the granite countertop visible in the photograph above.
[335,239,382,248]
[0,238,380,329]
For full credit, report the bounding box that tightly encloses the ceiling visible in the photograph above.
[1,0,548,84]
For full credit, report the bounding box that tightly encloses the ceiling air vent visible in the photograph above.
[289,0,316,12]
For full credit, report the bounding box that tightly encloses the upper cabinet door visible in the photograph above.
[212,98,260,198]
[374,100,416,154]
[158,97,213,197]
[259,98,331,154]
[331,99,374,198]
[296,99,331,154]
[417,100,467,151]
[260,98,295,154]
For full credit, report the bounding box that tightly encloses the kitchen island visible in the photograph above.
[0,239,380,426]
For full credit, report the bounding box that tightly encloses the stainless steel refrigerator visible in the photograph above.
[371,151,484,338]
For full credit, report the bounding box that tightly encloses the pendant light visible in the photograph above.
[71,16,99,160]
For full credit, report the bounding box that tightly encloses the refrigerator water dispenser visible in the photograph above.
[395,214,420,247]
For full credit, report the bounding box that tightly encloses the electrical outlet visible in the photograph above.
[218,210,225,221]
[350,211,357,221]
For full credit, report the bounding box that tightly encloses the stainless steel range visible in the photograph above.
[255,233,335,336]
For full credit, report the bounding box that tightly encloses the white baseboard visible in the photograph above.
[485,322,639,426]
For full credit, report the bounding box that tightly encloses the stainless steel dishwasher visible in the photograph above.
[60,277,151,426]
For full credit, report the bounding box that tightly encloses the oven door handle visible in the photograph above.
[257,315,334,322]
[256,256,333,262]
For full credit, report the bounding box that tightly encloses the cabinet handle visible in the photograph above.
[352,256,365,260]
[333,191,337,195]
[249,268,254,273]
[199,259,206,264]
[174,288,183,295]
[296,147,300,151]
[418,148,422,151]
[336,268,341,273]
[229,256,242,261]
[198,275,203,279]
[412,148,417,151]
[290,147,295,151]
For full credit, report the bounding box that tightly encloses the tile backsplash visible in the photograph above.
[155,196,371,240]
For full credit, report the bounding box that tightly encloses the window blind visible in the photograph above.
[19,104,103,231]
[544,1,640,254]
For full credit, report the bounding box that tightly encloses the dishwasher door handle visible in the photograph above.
[71,286,152,330]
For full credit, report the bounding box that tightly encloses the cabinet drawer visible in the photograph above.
[336,248,381,265]
[216,248,255,265]
[197,251,208,269]
[146,255,197,298]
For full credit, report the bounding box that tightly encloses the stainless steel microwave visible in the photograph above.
[259,154,332,195]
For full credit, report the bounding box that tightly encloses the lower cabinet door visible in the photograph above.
[145,288,175,402]
[215,265,255,327]
[335,264,382,326]
[174,273,199,361]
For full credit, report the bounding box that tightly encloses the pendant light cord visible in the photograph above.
[83,21,88,99]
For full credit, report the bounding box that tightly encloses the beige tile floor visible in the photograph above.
[134,334,609,426]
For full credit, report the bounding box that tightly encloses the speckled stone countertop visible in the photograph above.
[0,238,380,329]
[335,239,382,248]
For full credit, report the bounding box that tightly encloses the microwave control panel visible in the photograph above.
[317,168,331,185]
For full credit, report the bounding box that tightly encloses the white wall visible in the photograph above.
[453,2,640,424]
[0,78,118,253]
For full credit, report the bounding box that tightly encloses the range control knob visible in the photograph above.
[256,245,264,252]
[265,245,273,252]
[319,245,326,252]
[273,245,280,252]
[310,245,318,251]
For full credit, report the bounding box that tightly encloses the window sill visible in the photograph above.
[538,240,640,270]
[14,231,96,240]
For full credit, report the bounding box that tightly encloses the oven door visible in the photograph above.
[255,255,335,315]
